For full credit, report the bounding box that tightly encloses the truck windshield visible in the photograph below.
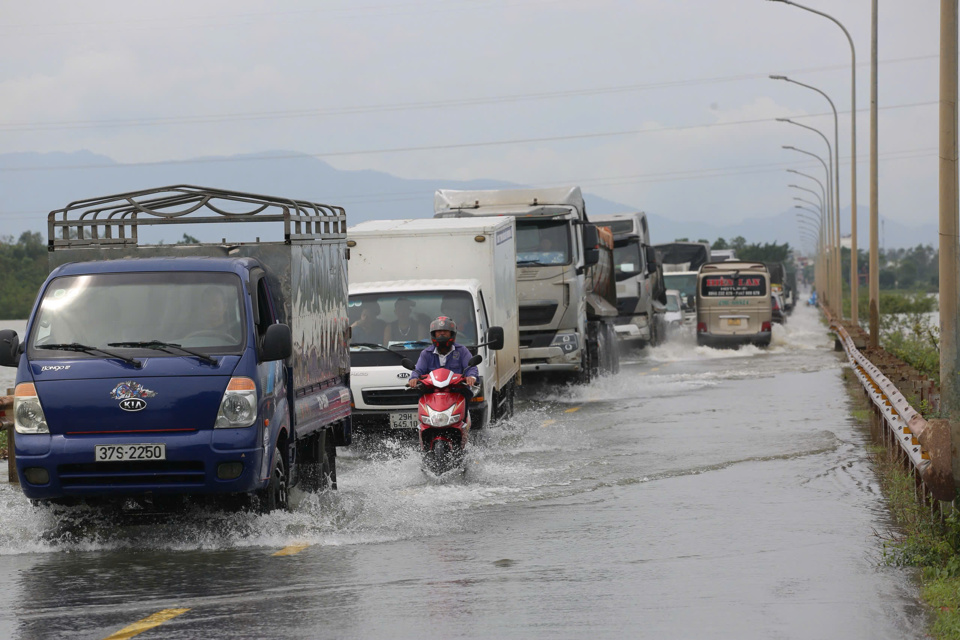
[613,242,643,280]
[29,272,246,358]
[348,290,478,350]
[516,220,571,266]
[663,273,697,298]
[666,295,681,312]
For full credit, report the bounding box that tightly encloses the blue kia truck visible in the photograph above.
[0,186,352,511]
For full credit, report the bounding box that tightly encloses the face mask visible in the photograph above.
[432,334,454,350]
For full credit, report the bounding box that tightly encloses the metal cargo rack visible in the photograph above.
[48,185,346,250]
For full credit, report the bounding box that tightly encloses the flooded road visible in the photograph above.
[0,306,926,638]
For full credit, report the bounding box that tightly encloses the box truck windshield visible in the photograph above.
[30,272,246,356]
[516,220,571,266]
[349,290,479,352]
[664,273,698,299]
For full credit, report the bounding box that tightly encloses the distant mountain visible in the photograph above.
[0,150,936,250]
[647,206,938,254]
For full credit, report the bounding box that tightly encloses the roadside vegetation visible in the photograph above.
[0,232,46,320]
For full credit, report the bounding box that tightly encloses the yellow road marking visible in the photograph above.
[273,543,310,556]
[540,419,557,428]
[564,406,581,414]
[638,372,648,376]
[103,608,190,640]
[650,367,660,372]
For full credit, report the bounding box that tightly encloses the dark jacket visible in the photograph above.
[411,343,478,381]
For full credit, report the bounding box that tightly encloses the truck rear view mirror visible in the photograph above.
[485,326,505,351]
[0,330,20,367]
[583,224,600,267]
[261,324,292,362]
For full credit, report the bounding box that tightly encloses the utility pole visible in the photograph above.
[869,0,880,347]
[939,0,960,484]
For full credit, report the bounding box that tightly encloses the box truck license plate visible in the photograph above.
[95,444,166,462]
[727,318,742,327]
[389,412,419,430]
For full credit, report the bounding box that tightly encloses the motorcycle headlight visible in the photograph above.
[215,377,257,428]
[14,383,48,434]
[421,405,459,427]
[550,331,580,354]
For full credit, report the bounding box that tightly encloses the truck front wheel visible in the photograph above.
[254,446,288,513]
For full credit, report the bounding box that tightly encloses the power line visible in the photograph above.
[0,55,936,133]
[0,99,936,174]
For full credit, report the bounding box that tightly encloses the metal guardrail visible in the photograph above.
[831,321,954,502]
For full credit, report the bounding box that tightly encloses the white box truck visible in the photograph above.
[346,217,520,432]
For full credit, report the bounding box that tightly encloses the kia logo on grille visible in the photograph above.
[119,398,147,412]
[397,372,410,379]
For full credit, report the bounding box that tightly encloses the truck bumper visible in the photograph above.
[14,430,266,501]
[352,403,489,432]
[696,331,771,349]
[520,345,582,373]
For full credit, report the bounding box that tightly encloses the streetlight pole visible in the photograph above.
[769,0,859,325]
[771,77,842,321]
[869,0,880,347]
[787,169,832,306]
[783,145,841,315]
[939,0,960,467]
[788,184,823,212]
[796,212,824,294]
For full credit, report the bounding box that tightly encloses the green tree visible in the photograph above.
[176,233,200,245]
[0,232,48,320]
[730,236,747,253]
[712,237,729,250]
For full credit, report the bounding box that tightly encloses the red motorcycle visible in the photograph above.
[401,355,482,476]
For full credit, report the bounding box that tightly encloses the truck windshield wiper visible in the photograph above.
[108,340,218,365]
[36,343,142,368]
[517,260,549,266]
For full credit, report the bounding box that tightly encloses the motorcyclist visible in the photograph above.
[407,316,478,389]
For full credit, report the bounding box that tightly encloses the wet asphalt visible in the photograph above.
[0,307,927,639]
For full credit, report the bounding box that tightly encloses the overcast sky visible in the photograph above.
[0,0,943,244]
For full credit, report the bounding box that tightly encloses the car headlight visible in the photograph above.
[550,331,580,354]
[215,377,258,428]
[14,383,48,434]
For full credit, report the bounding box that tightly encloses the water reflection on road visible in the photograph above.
[0,306,926,639]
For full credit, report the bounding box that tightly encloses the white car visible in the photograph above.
[664,289,686,330]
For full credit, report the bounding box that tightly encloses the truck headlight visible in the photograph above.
[550,331,580,354]
[215,377,257,428]
[14,383,48,434]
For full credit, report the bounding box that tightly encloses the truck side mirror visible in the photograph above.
[0,330,20,368]
[261,324,292,362]
[583,224,600,267]
[485,326,505,351]
[644,244,658,274]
